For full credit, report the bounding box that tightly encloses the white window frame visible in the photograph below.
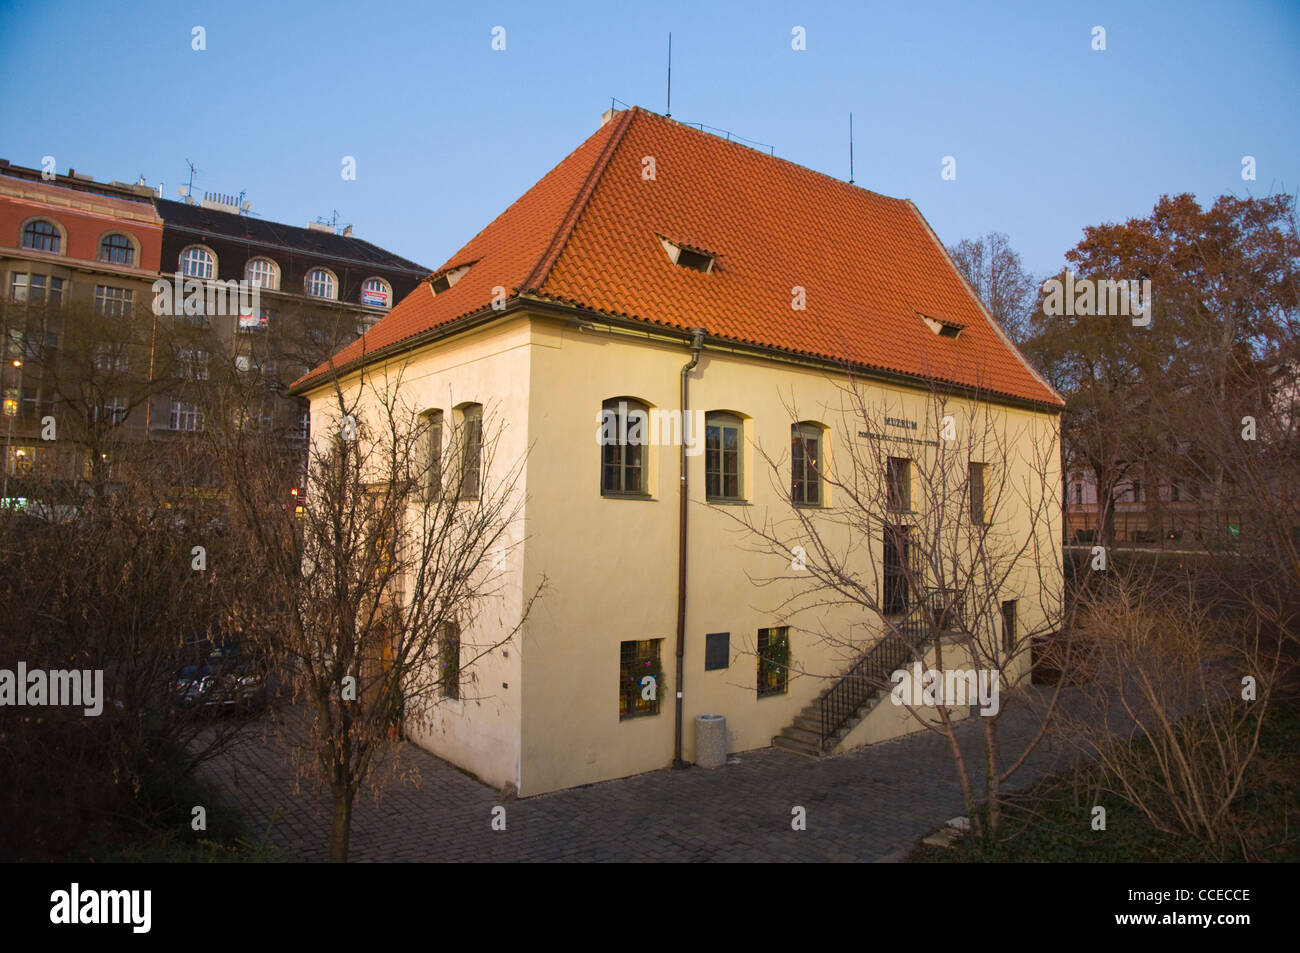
[305,268,338,300]
[180,245,216,279]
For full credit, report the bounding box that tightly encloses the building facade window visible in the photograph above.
[361,277,392,309]
[887,457,911,512]
[99,233,135,265]
[169,398,204,432]
[423,409,443,502]
[305,268,337,299]
[94,285,134,316]
[791,422,822,505]
[174,348,209,381]
[969,462,986,525]
[600,398,647,496]
[99,396,128,426]
[883,524,912,615]
[21,220,61,253]
[93,345,128,374]
[9,274,64,306]
[459,403,481,499]
[619,638,663,719]
[1075,482,1083,505]
[1001,600,1018,654]
[439,621,460,700]
[756,626,790,697]
[180,246,216,279]
[705,412,742,501]
[245,257,279,290]
[238,304,275,332]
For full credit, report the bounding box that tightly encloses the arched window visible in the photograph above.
[705,412,743,501]
[245,257,279,290]
[305,268,337,299]
[98,233,135,265]
[22,220,61,253]
[361,277,392,309]
[180,246,215,279]
[601,398,649,496]
[791,422,824,506]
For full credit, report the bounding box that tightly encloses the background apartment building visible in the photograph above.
[0,159,428,504]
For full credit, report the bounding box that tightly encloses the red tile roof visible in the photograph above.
[296,107,1061,407]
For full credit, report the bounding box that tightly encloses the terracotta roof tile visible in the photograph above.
[296,107,1060,407]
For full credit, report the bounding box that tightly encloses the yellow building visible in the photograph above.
[294,107,1063,796]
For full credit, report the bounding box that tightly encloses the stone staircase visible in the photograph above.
[771,689,878,758]
[771,590,966,759]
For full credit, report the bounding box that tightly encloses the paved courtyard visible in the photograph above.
[200,687,1082,862]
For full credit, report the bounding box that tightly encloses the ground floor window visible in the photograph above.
[619,639,663,719]
[439,621,460,700]
[756,626,790,697]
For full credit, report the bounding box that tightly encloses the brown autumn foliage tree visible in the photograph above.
[0,297,258,861]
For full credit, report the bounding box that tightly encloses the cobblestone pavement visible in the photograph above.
[199,687,1083,862]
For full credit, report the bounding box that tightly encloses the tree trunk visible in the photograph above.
[329,785,353,863]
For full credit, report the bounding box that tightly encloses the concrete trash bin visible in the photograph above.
[695,713,727,768]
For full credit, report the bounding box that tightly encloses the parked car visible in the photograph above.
[173,639,267,713]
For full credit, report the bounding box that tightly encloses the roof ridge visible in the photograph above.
[647,109,907,207]
[518,106,637,293]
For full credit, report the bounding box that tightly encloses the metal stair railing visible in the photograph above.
[816,588,968,751]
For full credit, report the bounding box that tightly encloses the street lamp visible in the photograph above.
[2,358,21,505]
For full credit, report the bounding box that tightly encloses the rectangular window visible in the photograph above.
[175,348,209,381]
[1001,600,1017,654]
[439,621,460,700]
[93,345,128,373]
[704,632,730,671]
[424,409,443,502]
[460,404,481,500]
[620,639,663,719]
[1075,482,1083,505]
[756,626,790,697]
[168,398,204,432]
[791,424,821,505]
[887,457,911,512]
[98,396,128,426]
[1170,481,1181,503]
[601,400,647,496]
[705,414,742,501]
[969,462,986,525]
[883,524,911,615]
[94,285,134,316]
[9,274,62,306]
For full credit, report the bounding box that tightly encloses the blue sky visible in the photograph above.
[2,0,1296,278]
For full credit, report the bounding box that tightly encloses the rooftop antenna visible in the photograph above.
[666,33,672,118]
[849,113,855,185]
[183,159,198,197]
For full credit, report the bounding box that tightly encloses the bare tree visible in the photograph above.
[947,232,1038,345]
[206,363,541,862]
[723,377,1069,838]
